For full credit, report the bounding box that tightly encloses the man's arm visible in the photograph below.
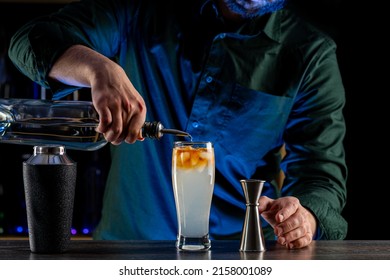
[48,44,146,144]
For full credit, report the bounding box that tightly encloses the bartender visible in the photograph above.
[8,0,348,249]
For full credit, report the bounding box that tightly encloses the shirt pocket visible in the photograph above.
[207,83,294,173]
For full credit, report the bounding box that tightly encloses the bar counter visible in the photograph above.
[1,239,390,260]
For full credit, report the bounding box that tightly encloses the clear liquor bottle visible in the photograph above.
[0,98,190,151]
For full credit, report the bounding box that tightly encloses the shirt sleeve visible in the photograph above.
[281,38,348,240]
[7,0,133,99]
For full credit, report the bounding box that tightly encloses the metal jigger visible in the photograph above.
[239,179,266,252]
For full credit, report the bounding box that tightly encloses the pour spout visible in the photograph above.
[141,121,192,139]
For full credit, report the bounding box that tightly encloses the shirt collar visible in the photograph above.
[262,10,282,43]
[203,0,283,42]
[200,0,220,18]
[197,0,283,42]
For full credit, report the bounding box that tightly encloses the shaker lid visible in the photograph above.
[33,145,65,155]
[24,145,74,165]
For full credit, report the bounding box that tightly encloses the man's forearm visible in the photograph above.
[48,44,116,89]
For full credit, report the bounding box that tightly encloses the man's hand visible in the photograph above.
[258,196,317,249]
[91,61,146,145]
[49,45,147,145]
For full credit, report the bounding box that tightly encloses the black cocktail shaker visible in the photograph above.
[23,145,77,253]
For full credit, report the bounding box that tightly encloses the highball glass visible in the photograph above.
[172,141,215,251]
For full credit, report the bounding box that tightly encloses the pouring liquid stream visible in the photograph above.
[160,128,192,141]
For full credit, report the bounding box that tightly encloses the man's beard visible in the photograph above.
[223,0,286,19]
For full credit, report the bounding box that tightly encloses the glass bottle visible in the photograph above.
[0,98,190,151]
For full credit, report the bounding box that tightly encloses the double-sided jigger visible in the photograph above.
[239,179,266,252]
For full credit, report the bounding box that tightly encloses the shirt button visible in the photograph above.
[205,76,213,83]
[192,121,199,128]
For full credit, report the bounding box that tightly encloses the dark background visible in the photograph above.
[0,1,387,239]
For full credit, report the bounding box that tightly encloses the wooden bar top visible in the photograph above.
[1,239,390,260]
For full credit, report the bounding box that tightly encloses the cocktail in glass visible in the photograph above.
[172,141,215,251]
